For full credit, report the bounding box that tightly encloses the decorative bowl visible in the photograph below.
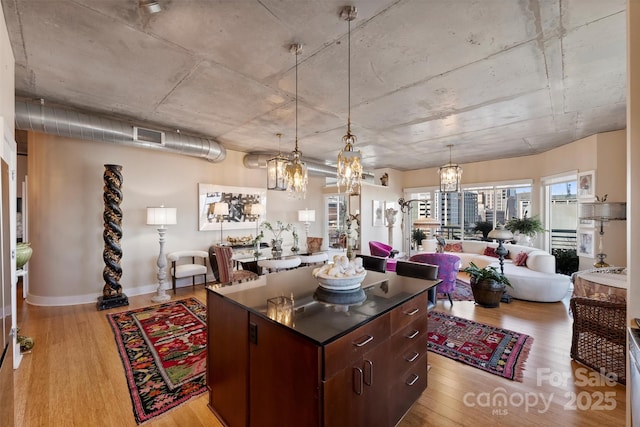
[315,271,367,291]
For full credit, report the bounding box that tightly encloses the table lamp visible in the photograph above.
[579,198,626,267]
[213,202,229,244]
[147,205,177,303]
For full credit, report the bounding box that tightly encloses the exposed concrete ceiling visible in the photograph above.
[1,0,627,171]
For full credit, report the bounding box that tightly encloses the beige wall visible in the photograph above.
[25,132,326,305]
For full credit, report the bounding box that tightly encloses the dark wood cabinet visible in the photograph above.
[206,268,437,427]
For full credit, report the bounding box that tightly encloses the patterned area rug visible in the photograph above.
[427,311,533,381]
[437,279,474,301]
[107,298,207,424]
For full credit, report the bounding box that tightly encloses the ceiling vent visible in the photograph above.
[133,126,165,145]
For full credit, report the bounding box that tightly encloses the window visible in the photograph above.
[405,180,533,241]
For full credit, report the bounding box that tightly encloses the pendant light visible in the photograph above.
[267,133,288,191]
[439,144,463,192]
[284,43,308,199]
[336,5,362,195]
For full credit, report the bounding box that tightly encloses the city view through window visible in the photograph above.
[408,179,578,251]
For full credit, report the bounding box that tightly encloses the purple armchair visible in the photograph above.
[409,253,461,305]
[369,241,398,272]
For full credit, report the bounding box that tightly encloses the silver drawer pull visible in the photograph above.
[405,351,420,362]
[405,330,420,339]
[353,367,363,395]
[405,307,420,316]
[406,374,419,386]
[354,335,374,347]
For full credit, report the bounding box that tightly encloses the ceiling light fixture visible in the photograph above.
[439,144,463,192]
[336,5,362,195]
[284,43,308,199]
[139,0,162,14]
[266,133,288,191]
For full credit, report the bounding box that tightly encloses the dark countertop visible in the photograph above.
[206,266,438,346]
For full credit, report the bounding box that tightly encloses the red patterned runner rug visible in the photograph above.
[107,298,207,424]
[427,311,533,381]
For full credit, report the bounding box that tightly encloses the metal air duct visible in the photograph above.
[14,100,226,162]
[243,153,375,180]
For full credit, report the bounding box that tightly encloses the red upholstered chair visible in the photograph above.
[409,252,461,305]
[213,245,258,283]
[369,241,398,272]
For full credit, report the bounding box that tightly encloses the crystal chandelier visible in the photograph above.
[337,6,362,195]
[439,144,462,192]
[284,43,308,199]
[266,133,288,191]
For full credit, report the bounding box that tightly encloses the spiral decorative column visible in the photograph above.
[97,164,129,310]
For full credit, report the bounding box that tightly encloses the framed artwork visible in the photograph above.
[577,228,595,258]
[198,183,266,232]
[372,200,384,227]
[577,170,596,200]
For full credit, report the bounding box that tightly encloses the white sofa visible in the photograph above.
[419,239,571,303]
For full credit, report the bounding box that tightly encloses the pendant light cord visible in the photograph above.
[295,48,299,149]
[347,18,351,132]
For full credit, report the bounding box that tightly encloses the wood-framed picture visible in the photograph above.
[577,170,596,200]
[198,183,266,232]
[577,228,595,258]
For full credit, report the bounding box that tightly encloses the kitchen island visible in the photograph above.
[206,266,439,427]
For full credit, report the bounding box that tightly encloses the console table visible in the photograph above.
[205,267,439,427]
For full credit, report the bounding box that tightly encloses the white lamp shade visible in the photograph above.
[579,202,626,221]
[213,202,229,216]
[247,203,264,216]
[147,206,177,226]
[298,209,316,222]
[488,227,513,240]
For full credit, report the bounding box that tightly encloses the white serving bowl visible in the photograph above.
[315,271,367,291]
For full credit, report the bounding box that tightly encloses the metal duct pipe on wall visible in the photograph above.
[14,100,226,162]
[243,153,375,180]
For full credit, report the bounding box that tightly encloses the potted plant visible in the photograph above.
[411,228,427,250]
[472,220,493,241]
[262,220,292,256]
[462,262,512,308]
[504,214,544,246]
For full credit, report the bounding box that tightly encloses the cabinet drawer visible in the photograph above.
[389,352,428,425]
[324,313,390,380]
[390,328,427,379]
[390,314,427,355]
[390,292,427,333]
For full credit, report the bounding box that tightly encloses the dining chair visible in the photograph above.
[355,254,387,273]
[408,253,461,305]
[213,245,258,283]
[258,257,302,274]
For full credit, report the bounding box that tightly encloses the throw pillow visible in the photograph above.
[483,246,499,258]
[515,251,528,266]
[444,242,463,253]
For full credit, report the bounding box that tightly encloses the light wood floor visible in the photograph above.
[14,283,625,427]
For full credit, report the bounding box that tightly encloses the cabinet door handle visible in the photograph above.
[353,367,364,395]
[364,359,373,386]
[405,307,420,316]
[353,335,374,347]
[405,351,420,362]
[406,374,419,386]
[405,329,420,339]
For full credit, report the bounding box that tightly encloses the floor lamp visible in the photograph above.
[213,202,229,245]
[579,199,626,267]
[487,225,513,275]
[147,205,177,303]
